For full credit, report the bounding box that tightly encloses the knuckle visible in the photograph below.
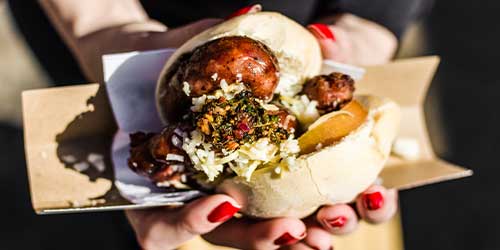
[133,215,171,250]
[178,215,204,235]
[136,233,160,250]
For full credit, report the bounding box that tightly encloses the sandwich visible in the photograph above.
[128,12,400,218]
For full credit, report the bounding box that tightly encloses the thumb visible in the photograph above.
[149,18,223,49]
[126,194,240,250]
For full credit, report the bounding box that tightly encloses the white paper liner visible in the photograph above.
[104,49,365,205]
[321,60,366,80]
[104,49,204,205]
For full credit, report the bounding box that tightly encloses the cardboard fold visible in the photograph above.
[22,56,471,214]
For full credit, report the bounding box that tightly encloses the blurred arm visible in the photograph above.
[38,0,167,82]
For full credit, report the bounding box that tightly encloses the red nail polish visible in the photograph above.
[307,23,336,41]
[226,4,262,19]
[363,191,384,210]
[274,232,302,246]
[207,201,240,223]
[326,216,347,228]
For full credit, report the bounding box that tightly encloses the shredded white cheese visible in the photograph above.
[182,81,191,96]
[182,81,305,181]
[255,98,279,111]
[183,130,301,181]
[166,153,184,162]
[280,95,320,129]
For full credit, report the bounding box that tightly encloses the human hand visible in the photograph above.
[127,184,397,250]
[308,14,398,65]
[75,18,222,83]
[280,185,398,250]
[127,8,398,250]
[126,193,310,250]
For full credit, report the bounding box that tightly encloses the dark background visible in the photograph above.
[401,1,500,249]
[0,0,499,249]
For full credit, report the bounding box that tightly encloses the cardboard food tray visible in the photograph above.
[22,55,472,215]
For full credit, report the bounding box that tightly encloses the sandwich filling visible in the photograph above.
[181,80,300,182]
[128,36,359,189]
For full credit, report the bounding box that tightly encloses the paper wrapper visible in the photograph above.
[22,50,471,214]
[104,50,203,205]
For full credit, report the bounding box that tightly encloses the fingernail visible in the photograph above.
[274,232,305,246]
[226,4,262,19]
[325,216,347,228]
[207,201,240,223]
[307,23,336,41]
[363,191,384,210]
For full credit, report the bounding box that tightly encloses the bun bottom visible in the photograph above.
[217,95,401,218]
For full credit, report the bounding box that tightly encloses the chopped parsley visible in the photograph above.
[193,91,289,151]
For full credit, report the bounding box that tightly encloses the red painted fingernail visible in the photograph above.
[274,232,304,246]
[307,23,336,41]
[363,191,384,210]
[207,201,240,223]
[326,216,347,228]
[226,4,262,19]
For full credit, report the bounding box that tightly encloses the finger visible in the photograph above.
[226,4,262,19]
[147,18,223,49]
[307,24,352,62]
[356,185,398,224]
[282,242,317,250]
[316,203,359,235]
[166,18,223,45]
[317,38,342,61]
[121,20,168,33]
[307,23,339,61]
[301,225,334,250]
[126,194,240,250]
[203,217,307,250]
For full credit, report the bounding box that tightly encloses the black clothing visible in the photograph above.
[401,1,500,249]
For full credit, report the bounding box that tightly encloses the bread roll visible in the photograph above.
[217,95,400,218]
[154,12,400,218]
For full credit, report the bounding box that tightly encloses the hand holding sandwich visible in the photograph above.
[126,9,399,250]
[40,2,399,249]
[126,185,397,250]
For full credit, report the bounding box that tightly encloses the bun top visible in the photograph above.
[156,12,323,123]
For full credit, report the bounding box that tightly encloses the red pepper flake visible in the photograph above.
[234,129,244,139]
[238,121,250,132]
[226,141,239,151]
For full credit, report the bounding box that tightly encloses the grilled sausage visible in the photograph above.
[180,36,280,99]
[269,107,298,134]
[128,125,191,183]
[301,72,355,113]
[158,36,280,123]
